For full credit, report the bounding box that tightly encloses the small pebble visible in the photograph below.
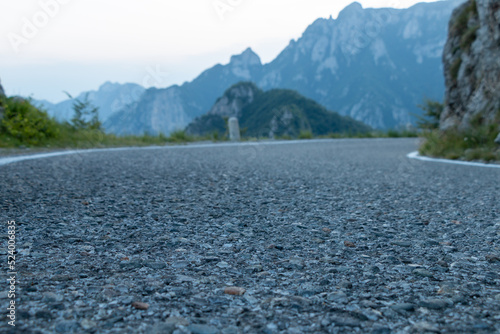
[224,287,246,296]
[131,302,150,310]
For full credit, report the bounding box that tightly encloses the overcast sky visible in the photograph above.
[0,0,441,102]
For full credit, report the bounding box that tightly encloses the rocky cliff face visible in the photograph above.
[207,82,259,118]
[104,86,192,135]
[441,0,500,129]
[257,0,459,129]
[259,0,463,129]
[186,82,261,136]
[0,78,5,97]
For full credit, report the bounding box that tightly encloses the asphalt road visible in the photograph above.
[1,138,499,333]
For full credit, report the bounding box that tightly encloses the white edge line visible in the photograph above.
[408,151,500,169]
[0,138,365,167]
[0,138,417,167]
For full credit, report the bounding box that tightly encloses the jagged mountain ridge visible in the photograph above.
[107,0,463,135]
[186,82,371,138]
[39,1,464,135]
[259,0,465,129]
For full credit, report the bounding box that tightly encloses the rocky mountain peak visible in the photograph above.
[208,82,261,118]
[230,48,262,67]
[99,81,120,92]
[228,48,263,80]
[337,2,364,20]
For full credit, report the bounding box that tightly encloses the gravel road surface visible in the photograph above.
[1,138,499,333]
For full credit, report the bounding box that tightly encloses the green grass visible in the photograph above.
[419,112,500,162]
[298,130,313,140]
[165,129,194,143]
[1,125,178,149]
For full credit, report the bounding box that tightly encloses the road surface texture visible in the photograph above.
[1,138,499,333]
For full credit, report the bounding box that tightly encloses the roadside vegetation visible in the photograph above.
[417,100,500,162]
[0,95,196,150]
[0,93,419,151]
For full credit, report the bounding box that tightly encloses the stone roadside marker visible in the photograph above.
[229,117,241,141]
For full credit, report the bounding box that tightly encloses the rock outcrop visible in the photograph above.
[104,86,192,136]
[441,0,500,130]
[186,82,260,136]
[207,82,259,118]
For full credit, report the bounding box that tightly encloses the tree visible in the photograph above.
[65,92,102,131]
[417,99,444,130]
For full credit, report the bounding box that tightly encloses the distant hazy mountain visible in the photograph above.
[186,82,371,138]
[104,49,263,135]
[34,82,145,124]
[104,0,462,135]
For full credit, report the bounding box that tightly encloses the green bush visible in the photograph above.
[419,111,500,162]
[416,100,444,130]
[1,97,59,145]
[167,130,193,143]
[298,130,313,140]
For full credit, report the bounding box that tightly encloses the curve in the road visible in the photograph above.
[4,143,498,169]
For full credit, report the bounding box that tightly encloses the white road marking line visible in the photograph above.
[407,151,500,169]
[0,140,337,166]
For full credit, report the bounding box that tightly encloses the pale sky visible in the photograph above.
[0,0,441,102]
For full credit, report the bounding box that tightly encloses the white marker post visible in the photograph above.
[228,117,241,141]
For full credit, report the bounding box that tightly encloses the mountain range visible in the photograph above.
[36,0,464,135]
